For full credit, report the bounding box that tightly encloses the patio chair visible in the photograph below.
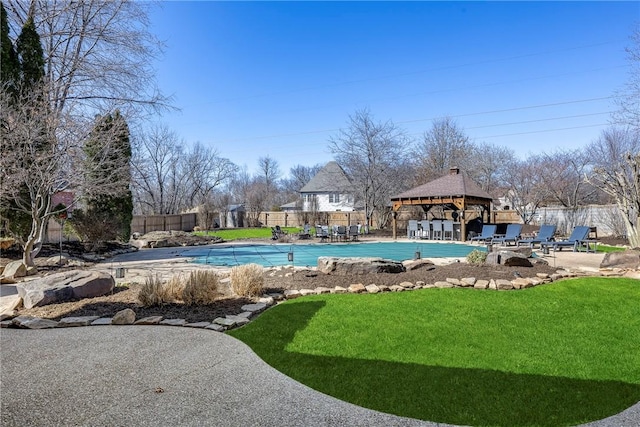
[491,224,522,246]
[469,224,497,243]
[315,225,329,242]
[298,223,311,240]
[418,220,430,239]
[431,219,443,240]
[348,224,359,241]
[540,226,591,252]
[407,220,419,239]
[442,220,455,240]
[516,224,557,248]
[334,225,347,242]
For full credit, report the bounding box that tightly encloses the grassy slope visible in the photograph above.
[229,278,640,427]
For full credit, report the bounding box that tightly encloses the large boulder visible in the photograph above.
[600,249,640,270]
[318,257,406,275]
[485,251,533,267]
[2,260,27,279]
[16,270,115,309]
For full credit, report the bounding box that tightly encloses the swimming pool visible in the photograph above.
[186,241,482,267]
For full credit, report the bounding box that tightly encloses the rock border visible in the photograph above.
[4,265,633,332]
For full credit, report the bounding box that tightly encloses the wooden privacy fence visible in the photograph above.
[131,213,197,234]
[258,211,367,228]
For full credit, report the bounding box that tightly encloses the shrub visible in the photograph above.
[230,263,264,297]
[182,270,222,305]
[137,273,185,306]
[466,249,488,265]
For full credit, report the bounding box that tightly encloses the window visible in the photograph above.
[329,193,340,203]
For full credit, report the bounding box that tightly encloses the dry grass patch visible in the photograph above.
[230,263,264,297]
[182,270,223,305]
[138,274,176,307]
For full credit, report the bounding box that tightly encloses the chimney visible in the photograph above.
[449,167,460,175]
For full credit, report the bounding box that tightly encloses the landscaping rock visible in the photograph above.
[205,323,225,332]
[241,303,267,313]
[91,318,112,326]
[318,257,405,275]
[399,281,414,288]
[502,252,533,267]
[434,281,454,288]
[315,287,332,294]
[404,259,436,271]
[600,250,640,270]
[284,289,301,299]
[299,289,315,296]
[460,277,476,287]
[213,317,236,327]
[17,270,114,309]
[333,286,347,294]
[3,260,27,279]
[225,315,250,325]
[474,280,489,289]
[19,317,59,329]
[365,284,380,294]
[112,308,136,325]
[160,318,187,327]
[389,285,404,292]
[58,316,100,327]
[496,279,513,290]
[446,278,461,286]
[184,321,211,328]
[134,316,163,325]
[348,283,366,293]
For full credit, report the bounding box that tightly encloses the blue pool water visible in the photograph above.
[185,242,482,267]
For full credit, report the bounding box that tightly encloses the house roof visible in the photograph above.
[391,168,493,201]
[299,161,352,193]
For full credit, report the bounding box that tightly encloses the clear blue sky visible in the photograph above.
[149,1,639,177]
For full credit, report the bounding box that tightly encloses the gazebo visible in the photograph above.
[390,168,494,241]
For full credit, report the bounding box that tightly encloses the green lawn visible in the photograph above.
[195,227,302,241]
[229,278,640,427]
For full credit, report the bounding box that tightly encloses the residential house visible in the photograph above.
[299,161,356,212]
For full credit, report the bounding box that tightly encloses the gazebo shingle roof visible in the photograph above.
[392,169,492,201]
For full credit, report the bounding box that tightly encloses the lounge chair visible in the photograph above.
[540,226,591,252]
[469,224,497,243]
[516,224,557,248]
[491,224,522,246]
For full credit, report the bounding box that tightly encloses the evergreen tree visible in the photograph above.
[1,1,19,92]
[78,111,133,242]
[15,15,44,91]
[1,9,47,243]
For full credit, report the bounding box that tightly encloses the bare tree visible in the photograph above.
[413,117,474,184]
[257,156,281,210]
[614,24,640,130]
[182,142,237,208]
[131,125,184,214]
[329,108,412,230]
[4,0,170,121]
[537,149,595,209]
[588,127,640,246]
[0,84,129,266]
[503,156,549,224]
[467,142,515,196]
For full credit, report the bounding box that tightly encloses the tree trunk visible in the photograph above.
[626,215,640,248]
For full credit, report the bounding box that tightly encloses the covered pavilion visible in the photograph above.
[390,168,494,241]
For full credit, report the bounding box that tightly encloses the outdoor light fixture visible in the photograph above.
[288,252,294,262]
